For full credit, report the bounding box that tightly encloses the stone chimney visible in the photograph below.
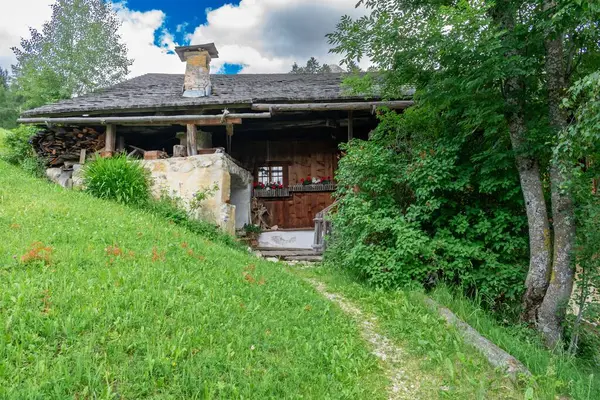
[175,43,219,98]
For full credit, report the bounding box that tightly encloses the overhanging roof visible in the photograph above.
[21,73,391,118]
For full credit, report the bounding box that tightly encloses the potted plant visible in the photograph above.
[243,224,262,247]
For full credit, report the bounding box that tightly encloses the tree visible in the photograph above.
[0,68,19,128]
[328,0,600,347]
[0,67,8,89]
[11,0,132,109]
[290,57,333,74]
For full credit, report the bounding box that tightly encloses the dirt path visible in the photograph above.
[306,278,428,400]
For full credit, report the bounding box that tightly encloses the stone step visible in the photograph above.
[285,255,323,262]
[258,249,320,257]
[256,248,323,262]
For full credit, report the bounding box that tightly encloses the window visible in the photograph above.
[258,166,284,185]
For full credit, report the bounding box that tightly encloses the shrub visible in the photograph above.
[144,193,241,249]
[0,125,45,177]
[327,110,528,306]
[83,155,150,205]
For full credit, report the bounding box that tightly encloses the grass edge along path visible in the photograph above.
[305,277,436,399]
[0,161,388,399]
[293,265,532,399]
[294,264,599,400]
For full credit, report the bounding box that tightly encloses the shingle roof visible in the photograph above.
[22,73,377,117]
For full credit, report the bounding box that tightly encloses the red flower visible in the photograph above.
[300,178,304,182]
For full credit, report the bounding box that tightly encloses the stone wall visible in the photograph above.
[143,153,252,234]
[46,153,253,235]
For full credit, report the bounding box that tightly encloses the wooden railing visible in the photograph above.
[313,201,338,253]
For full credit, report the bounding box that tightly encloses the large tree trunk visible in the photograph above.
[491,1,553,323]
[537,2,576,348]
[505,79,553,323]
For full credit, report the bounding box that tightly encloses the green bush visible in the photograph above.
[0,125,45,177]
[327,109,528,306]
[83,155,150,205]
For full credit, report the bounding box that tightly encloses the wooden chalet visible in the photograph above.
[19,43,412,257]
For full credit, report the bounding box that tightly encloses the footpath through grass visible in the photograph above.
[0,161,386,399]
[294,265,599,400]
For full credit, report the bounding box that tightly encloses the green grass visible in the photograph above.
[0,161,386,399]
[429,287,600,400]
[0,127,8,154]
[294,264,599,400]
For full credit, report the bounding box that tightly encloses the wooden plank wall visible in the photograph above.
[232,138,339,228]
[233,140,338,185]
[262,192,335,229]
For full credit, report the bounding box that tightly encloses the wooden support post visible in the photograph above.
[226,124,234,154]
[348,111,354,141]
[117,136,125,152]
[105,124,116,153]
[198,130,213,149]
[187,124,198,156]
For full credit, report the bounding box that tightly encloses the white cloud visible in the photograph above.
[0,0,54,71]
[113,3,182,77]
[1,0,364,76]
[188,0,365,73]
[0,1,183,77]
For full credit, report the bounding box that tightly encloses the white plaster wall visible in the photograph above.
[231,183,252,230]
[258,230,315,249]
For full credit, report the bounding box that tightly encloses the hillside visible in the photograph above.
[0,160,385,398]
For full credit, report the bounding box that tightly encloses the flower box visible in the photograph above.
[289,183,337,192]
[253,188,291,198]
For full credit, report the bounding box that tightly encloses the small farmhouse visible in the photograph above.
[19,43,412,255]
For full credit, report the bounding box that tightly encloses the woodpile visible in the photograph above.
[31,127,105,166]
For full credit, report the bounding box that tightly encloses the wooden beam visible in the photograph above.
[19,103,253,119]
[117,135,125,152]
[187,124,198,156]
[348,110,354,141]
[251,100,413,113]
[105,124,116,152]
[174,118,242,126]
[226,124,234,154]
[18,114,266,125]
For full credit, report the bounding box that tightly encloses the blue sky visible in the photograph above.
[126,0,236,44]
[124,0,244,74]
[1,0,365,77]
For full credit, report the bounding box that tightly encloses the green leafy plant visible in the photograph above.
[0,125,45,177]
[243,224,262,235]
[83,155,150,205]
[189,183,219,211]
[144,192,242,249]
[327,109,528,306]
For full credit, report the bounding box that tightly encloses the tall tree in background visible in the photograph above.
[0,67,19,128]
[291,57,332,73]
[11,0,132,109]
[290,57,362,73]
[329,0,599,347]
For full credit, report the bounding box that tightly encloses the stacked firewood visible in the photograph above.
[31,127,105,165]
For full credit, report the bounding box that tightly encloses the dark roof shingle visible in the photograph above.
[22,73,371,117]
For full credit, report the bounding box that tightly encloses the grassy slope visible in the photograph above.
[0,127,8,153]
[296,266,599,400]
[430,288,600,400]
[0,161,386,399]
